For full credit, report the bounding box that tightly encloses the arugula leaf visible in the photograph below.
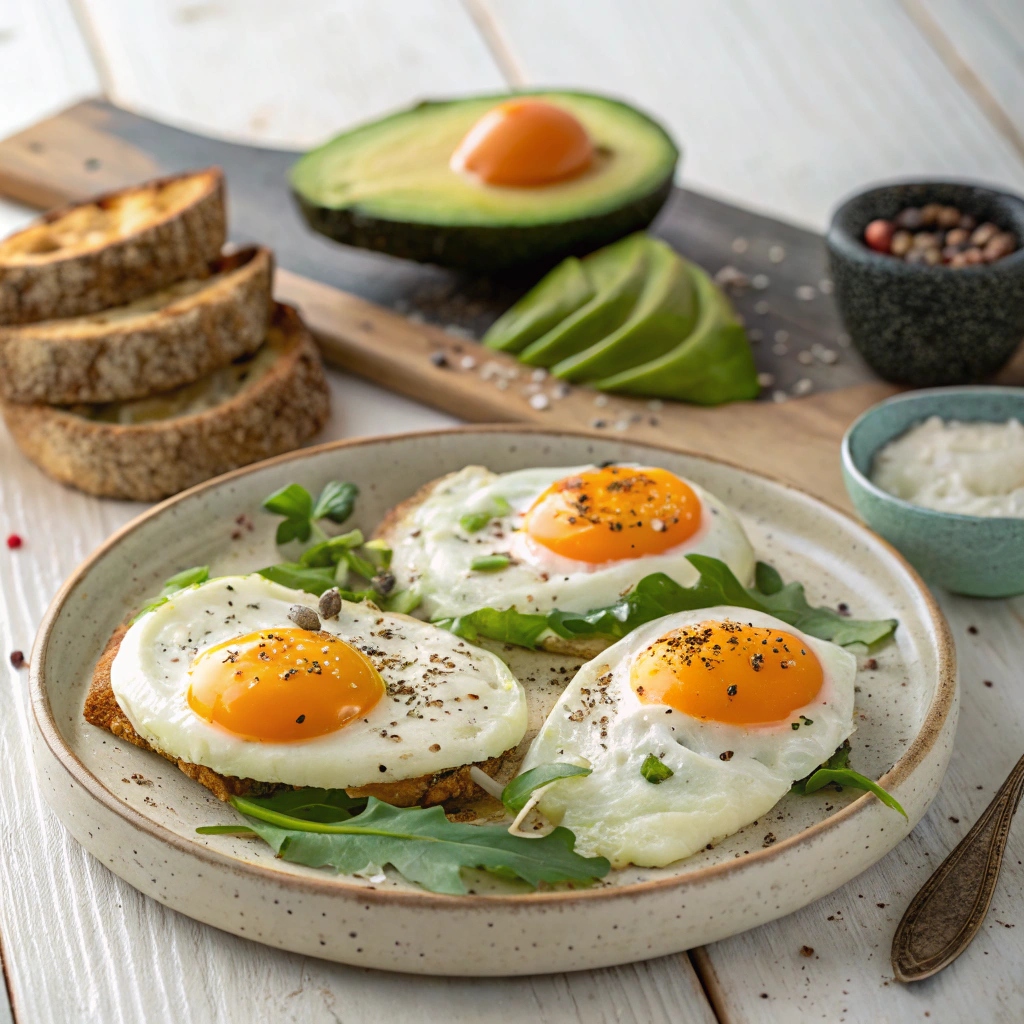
[133,565,210,621]
[298,529,364,567]
[640,754,674,784]
[257,562,338,595]
[312,481,359,524]
[792,743,905,818]
[439,606,551,648]
[435,556,897,650]
[239,788,367,823]
[501,763,592,813]
[262,484,314,545]
[234,796,610,895]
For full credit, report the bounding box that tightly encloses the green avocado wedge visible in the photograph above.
[595,262,760,404]
[518,234,649,367]
[551,239,697,381]
[483,257,594,353]
[290,91,679,272]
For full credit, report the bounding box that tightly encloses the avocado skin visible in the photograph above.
[293,177,673,273]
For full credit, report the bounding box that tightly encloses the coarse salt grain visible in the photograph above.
[651,518,666,532]
[531,368,547,382]
[772,390,789,403]
[792,378,814,396]
[594,394,609,407]
[529,393,550,411]
[460,355,477,370]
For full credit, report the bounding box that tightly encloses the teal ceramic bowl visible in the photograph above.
[842,386,1024,597]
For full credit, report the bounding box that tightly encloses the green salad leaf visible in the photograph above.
[257,562,338,595]
[792,743,906,818]
[312,481,359,524]
[133,565,210,621]
[640,754,674,784]
[438,555,897,650]
[229,796,609,895]
[501,763,592,813]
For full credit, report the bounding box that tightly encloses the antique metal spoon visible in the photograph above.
[892,752,1024,982]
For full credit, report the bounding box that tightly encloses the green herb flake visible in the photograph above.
[471,554,511,573]
[363,538,392,570]
[231,796,609,895]
[640,754,674,784]
[501,763,592,813]
[460,511,494,533]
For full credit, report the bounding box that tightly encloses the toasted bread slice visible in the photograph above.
[3,303,330,501]
[85,623,509,808]
[0,246,272,404]
[0,169,225,325]
[374,473,610,659]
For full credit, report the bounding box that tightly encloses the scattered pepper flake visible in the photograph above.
[9,650,25,669]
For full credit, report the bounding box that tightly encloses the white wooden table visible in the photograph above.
[2,2,1024,1021]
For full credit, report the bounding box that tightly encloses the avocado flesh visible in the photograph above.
[594,263,759,404]
[290,91,678,271]
[518,235,649,367]
[552,240,697,381]
[483,257,594,353]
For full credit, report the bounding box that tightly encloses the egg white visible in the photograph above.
[389,465,756,622]
[109,574,528,789]
[521,606,856,868]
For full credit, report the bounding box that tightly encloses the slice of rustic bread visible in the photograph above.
[373,474,610,659]
[0,246,272,405]
[0,168,225,325]
[85,623,509,809]
[3,303,330,501]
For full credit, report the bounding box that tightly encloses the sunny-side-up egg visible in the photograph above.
[520,607,856,868]
[109,574,527,789]
[389,464,756,622]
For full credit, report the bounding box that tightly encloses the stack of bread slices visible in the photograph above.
[0,168,330,501]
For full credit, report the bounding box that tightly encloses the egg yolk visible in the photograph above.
[522,466,702,564]
[631,621,824,726]
[449,99,594,187]
[187,628,384,742]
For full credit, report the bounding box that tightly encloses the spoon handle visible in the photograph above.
[892,752,1024,982]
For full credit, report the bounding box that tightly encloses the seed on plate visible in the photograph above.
[460,355,477,370]
[792,378,814,396]
[318,588,342,620]
[719,750,734,761]
[288,605,321,631]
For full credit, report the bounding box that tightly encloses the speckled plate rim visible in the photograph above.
[841,384,1024,524]
[31,424,957,910]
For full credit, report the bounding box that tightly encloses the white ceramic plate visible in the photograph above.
[31,427,957,976]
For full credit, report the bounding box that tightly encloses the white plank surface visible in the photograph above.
[73,0,507,146]
[482,0,1024,229]
[916,0,1024,151]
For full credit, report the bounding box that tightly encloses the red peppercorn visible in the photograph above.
[9,651,25,669]
[864,219,895,254]
[6,534,22,549]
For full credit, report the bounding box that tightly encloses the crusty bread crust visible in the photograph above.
[0,246,272,405]
[85,623,510,809]
[0,169,226,326]
[3,303,330,501]
[374,472,613,658]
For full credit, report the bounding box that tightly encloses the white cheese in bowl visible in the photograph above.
[870,415,1024,517]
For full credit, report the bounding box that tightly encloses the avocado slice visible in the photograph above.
[483,257,594,353]
[518,235,649,368]
[595,263,760,404]
[551,239,697,381]
[290,92,679,272]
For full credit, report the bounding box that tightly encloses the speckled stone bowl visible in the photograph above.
[842,386,1024,597]
[827,181,1024,386]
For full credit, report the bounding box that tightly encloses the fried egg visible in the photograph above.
[389,464,755,622]
[521,607,856,867]
[110,574,527,789]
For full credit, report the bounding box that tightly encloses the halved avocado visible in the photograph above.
[290,92,679,272]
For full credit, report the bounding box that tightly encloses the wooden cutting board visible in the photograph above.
[0,99,903,509]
